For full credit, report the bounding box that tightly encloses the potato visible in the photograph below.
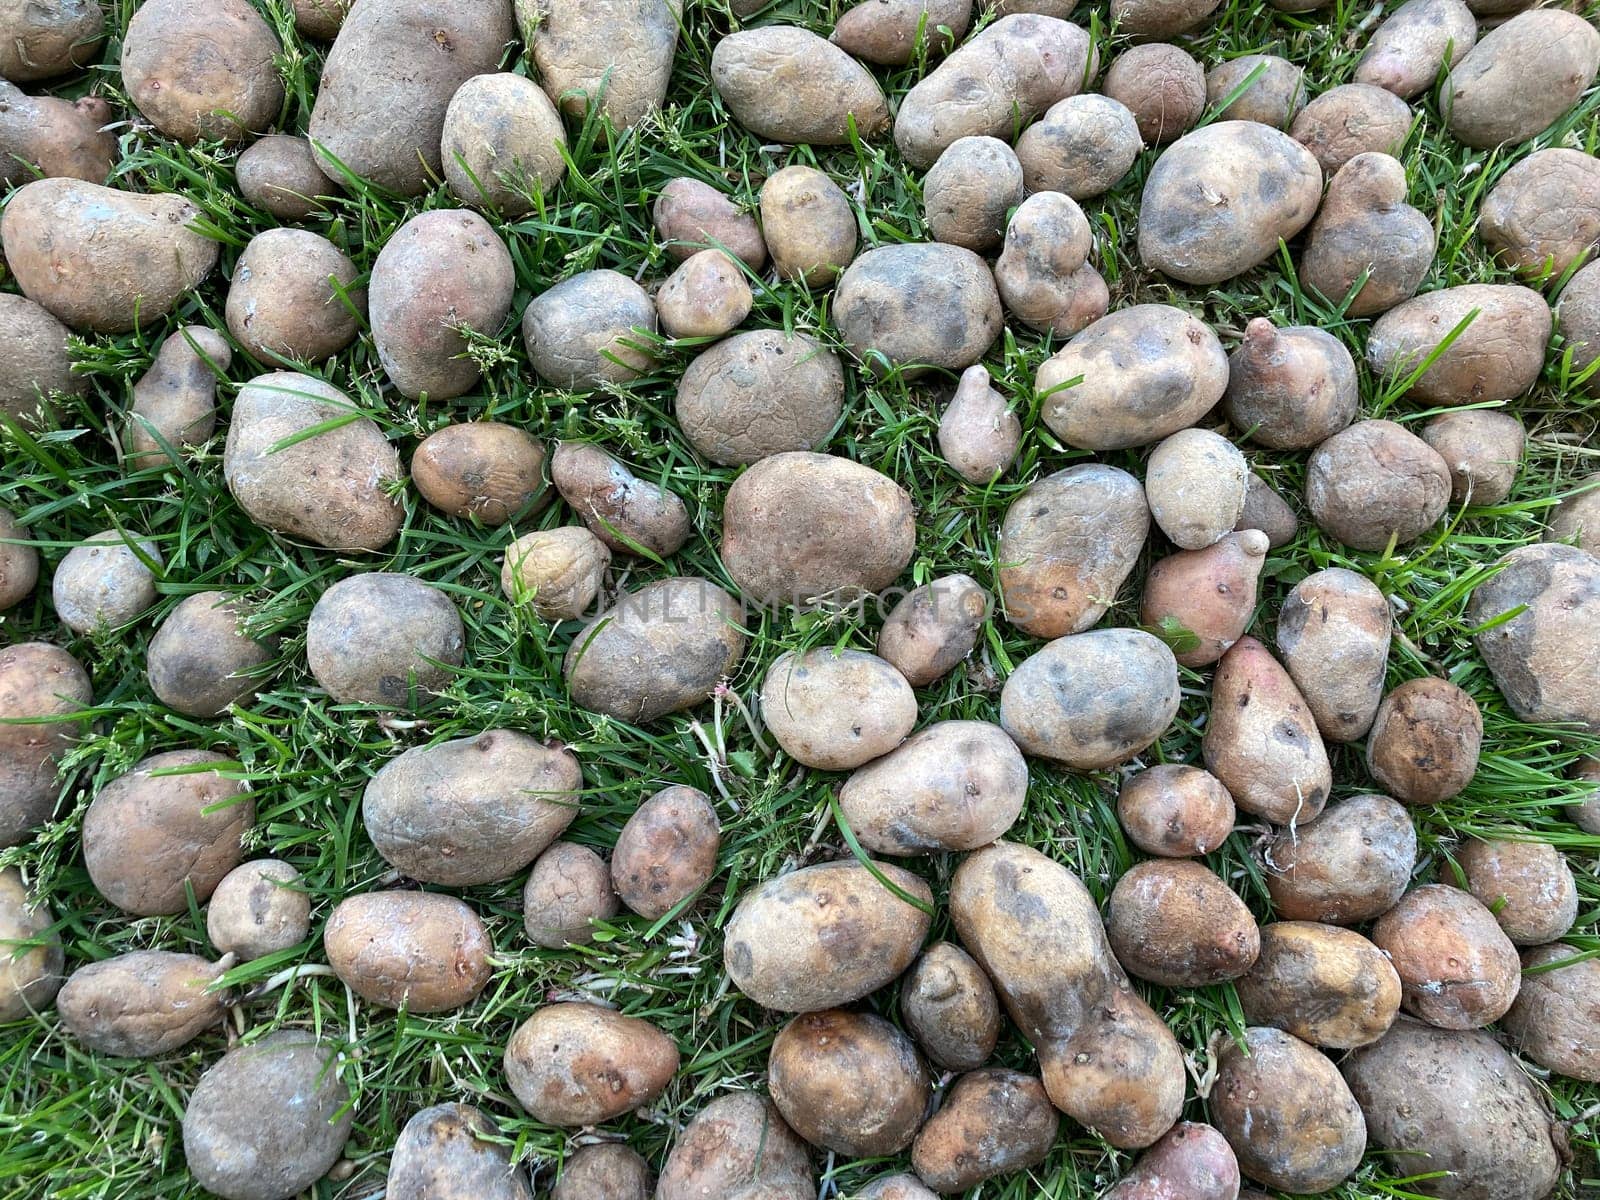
[58,951,225,1057]
[922,137,1023,253]
[0,642,92,847]
[293,0,349,37]
[1275,567,1391,743]
[858,1176,938,1200]
[1456,839,1577,945]
[1144,428,1248,550]
[501,527,609,622]
[364,730,581,886]
[838,720,1026,852]
[723,859,932,1011]
[1503,943,1600,1081]
[910,1069,1057,1192]
[1212,1027,1366,1194]
[1368,284,1550,404]
[1290,83,1413,174]
[0,867,63,1020]
[1206,55,1304,128]
[657,250,753,339]
[441,73,566,215]
[1139,122,1322,285]
[656,1093,813,1200]
[894,13,1096,168]
[121,0,283,144]
[235,135,337,221]
[1236,472,1299,548]
[761,649,915,771]
[389,1103,532,1200]
[308,0,511,195]
[900,941,1000,1071]
[1203,636,1332,824]
[1569,756,1600,832]
[1140,530,1269,667]
[654,177,766,268]
[1,179,219,333]
[876,574,990,685]
[205,859,310,961]
[1264,793,1416,923]
[769,1010,929,1156]
[0,0,103,80]
[1237,922,1402,1049]
[550,442,691,558]
[994,192,1103,337]
[1372,884,1520,1028]
[611,785,720,919]
[413,422,548,524]
[936,365,1021,483]
[1366,677,1482,805]
[1558,259,1600,378]
[551,1144,648,1200]
[0,510,37,612]
[0,293,84,424]
[951,842,1185,1148]
[1421,409,1526,505]
[0,86,115,187]
[526,0,681,131]
[1300,153,1434,317]
[1551,475,1600,552]
[522,841,619,947]
[1103,43,1204,145]
[1305,419,1452,551]
[1015,94,1142,199]
[1117,764,1235,857]
[523,270,657,390]
[1107,859,1260,987]
[306,573,464,706]
[831,0,971,64]
[227,230,364,365]
[676,330,844,466]
[183,1031,353,1200]
[1103,1123,1240,1200]
[1469,542,1600,731]
[564,577,746,721]
[325,891,492,1012]
[1112,0,1220,37]
[1224,319,1358,449]
[759,165,857,287]
[51,529,162,633]
[711,27,888,145]
[125,326,231,469]
[833,243,1002,374]
[1342,1019,1563,1200]
[997,463,1148,637]
[1446,9,1600,150]
[1355,0,1476,99]
[1036,304,1228,450]
[504,1002,678,1125]
[223,372,402,551]
[1479,148,1600,279]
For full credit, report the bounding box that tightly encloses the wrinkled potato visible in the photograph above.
[1368,283,1550,404]
[0,642,92,847]
[611,785,720,919]
[1421,409,1526,506]
[1206,54,1304,128]
[0,510,37,612]
[1264,793,1417,923]
[1238,921,1402,1049]
[293,0,349,38]
[1015,94,1142,199]
[442,73,567,215]
[723,859,932,1011]
[937,365,1022,483]
[834,243,1002,374]
[910,1069,1058,1193]
[1,179,219,333]
[183,1031,352,1200]
[551,1144,648,1200]
[655,1093,813,1200]
[0,86,115,188]
[125,326,230,469]
[121,0,282,144]
[364,730,581,886]
[769,1010,929,1156]
[1305,419,1453,551]
[0,293,84,425]
[51,529,161,633]
[712,26,889,145]
[1479,148,1600,279]
[1457,838,1577,945]
[656,250,753,339]
[1290,83,1413,174]
[0,0,104,80]
[876,574,990,685]
[412,422,549,524]
[761,649,915,771]
[1103,1123,1240,1200]
[205,859,310,962]
[1117,764,1235,857]
[523,270,657,390]
[524,0,681,130]
[1373,884,1521,1029]
[550,442,691,558]
[923,136,1023,253]
[1145,428,1248,550]
[1550,474,1600,553]
[759,165,857,287]
[900,941,1001,1071]
[58,950,225,1057]
[504,1002,679,1126]
[1236,472,1299,548]
[1301,153,1434,317]
[235,134,336,221]
[675,330,844,466]
[325,891,492,1012]
[306,574,463,709]
[1140,529,1269,667]
[1112,0,1220,37]
[1225,318,1359,449]
[994,192,1106,337]
[388,1103,532,1200]
[564,577,746,721]
[1275,567,1391,743]
[1367,677,1482,805]
[1103,43,1205,145]
[227,229,364,365]
[654,177,766,268]
[1355,0,1476,99]
[1445,9,1600,150]
[1107,859,1261,987]
[501,527,609,622]
[523,841,619,947]
[0,866,63,1020]
[831,0,972,64]
[1504,943,1600,1081]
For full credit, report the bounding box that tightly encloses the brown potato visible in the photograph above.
[769,1010,929,1156]
[1456,838,1577,945]
[1367,678,1482,805]
[1235,471,1299,548]
[1368,283,1550,404]
[900,941,1000,1071]
[1503,943,1600,1081]
[1275,567,1391,743]
[364,730,581,886]
[412,422,548,524]
[1015,94,1142,199]
[994,192,1105,337]
[0,293,84,425]
[1421,409,1526,505]
[526,0,681,131]
[0,0,104,80]
[833,243,1002,374]
[51,529,162,633]
[831,0,971,65]
[1446,9,1600,150]
[58,951,225,1057]
[1237,921,1402,1049]
[205,859,310,962]
[656,250,753,339]
[501,527,610,622]
[523,270,656,390]
[1479,149,1600,279]
[0,86,115,187]
[442,73,567,215]
[1301,153,1434,317]
[522,841,619,947]
[235,134,337,221]
[504,1002,678,1125]
[1103,1122,1240,1200]
[1558,259,1600,379]
[611,785,720,919]
[550,442,691,558]
[1355,0,1476,99]
[999,254,1108,341]
[227,229,364,366]
[1373,884,1521,1028]
[1264,793,1417,924]
[1140,530,1269,668]
[876,574,990,686]
[293,0,349,38]
[761,649,916,770]
[1290,83,1413,174]
[937,365,1021,484]
[655,1093,813,1200]
[1107,859,1260,987]
[858,1175,939,1200]
[1550,474,1600,553]
[121,0,282,144]
[712,26,889,145]
[1224,318,1359,449]
[551,1144,649,1200]
[1104,43,1205,145]
[910,1069,1058,1192]
[0,642,92,847]
[923,136,1023,253]
[1305,419,1452,551]
[0,866,63,1020]
[388,1103,532,1200]
[676,330,844,466]
[1568,756,1600,832]
[125,326,231,469]
[654,178,766,268]
[723,859,932,1011]
[759,165,857,287]
[1112,0,1220,37]
[1145,428,1248,549]
[1116,764,1235,857]
[325,891,492,1012]
[1206,54,1304,128]
[307,573,464,707]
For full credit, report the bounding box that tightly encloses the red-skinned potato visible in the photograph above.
[1445,9,1600,150]
[522,0,681,131]
[1237,921,1402,1049]
[325,891,493,1012]
[1107,859,1261,987]
[1373,884,1521,1029]
[1355,0,1476,99]
[876,574,990,685]
[1275,567,1392,743]
[1104,44,1204,145]
[655,1093,814,1200]
[551,1144,649,1200]
[610,785,720,919]
[1102,1122,1240,1200]
[503,1002,679,1126]
[1367,284,1550,405]
[1305,419,1452,551]
[388,1103,532,1200]
[910,1070,1058,1192]
[1290,83,1413,174]
[831,0,972,65]
[1140,530,1269,668]
[711,26,889,145]
[1117,765,1235,858]
[1224,318,1359,449]
[1456,839,1577,945]
[1264,793,1417,924]
[996,236,1109,338]
[121,0,283,144]
[1422,409,1526,506]
[900,941,1001,1071]
[1300,152,1435,316]
[1504,943,1600,1081]
[0,86,115,187]
[1366,677,1482,805]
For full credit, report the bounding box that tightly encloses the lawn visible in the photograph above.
[2,0,1599,1197]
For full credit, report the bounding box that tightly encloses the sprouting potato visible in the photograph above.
[760,649,916,771]
[1264,794,1417,924]
[937,364,1022,484]
[1301,153,1435,317]
[1140,530,1269,667]
[1104,43,1205,145]
[1117,764,1235,857]
[1224,318,1358,449]
[1372,884,1522,1029]
[1275,567,1392,743]
[0,85,115,188]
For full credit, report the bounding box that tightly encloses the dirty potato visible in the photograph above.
[550,442,691,558]
[205,859,310,962]
[388,1103,532,1200]
[1372,884,1521,1028]
[1104,43,1205,145]
[711,26,890,145]
[412,422,548,524]
[1305,419,1453,551]
[441,73,567,215]
[1112,0,1221,37]
[324,891,493,1012]
[551,1144,648,1200]
[1102,1123,1240,1200]
[1206,54,1305,127]
[1355,0,1476,99]
[1457,839,1578,946]
[1224,318,1359,449]
[0,642,92,847]
[293,0,349,38]
[1559,260,1600,381]
[833,243,1002,374]
[235,134,337,221]
[523,841,619,947]
[1421,409,1526,506]
[876,574,990,685]
[1445,9,1600,150]
[675,330,845,466]
[1264,793,1417,924]
[0,85,116,188]
[121,0,283,144]
[1290,83,1413,174]
[1366,677,1482,804]
[125,326,231,470]
[1504,943,1600,1082]
[0,510,37,612]
[761,649,916,771]
[306,573,464,707]
[900,941,1001,1071]
[654,177,765,268]
[922,136,1023,253]
[1139,530,1269,667]
[51,529,162,634]
[1145,428,1249,550]
[1367,283,1550,404]
[937,365,1022,484]
[656,250,753,339]
[611,785,720,919]
[525,0,681,130]
[769,1010,930,1156]
[1117,765,1235,858]
[1480,148,1600,279]
[0,867,63,1020]
[1237,921,1402,1049]
[994,192,1106,337]
[655,1093,813,1200]
[1236,472,1300,548]
[831,0,972,65]
[759,165,857,287]
[1300,153,1435,317]
[501,527,610,622]
[58,951,225,1057]
[504,1002,679,1126]
[910,1069,1058,1192]
[0,0,104,80]
[1015,94,1142,199]
[0,294,85,425]
[1550,475,1600,553]
[523,270,657,390]
[227,229,364,365]
[1275,567,1391,743]
[1107,859,1261,987]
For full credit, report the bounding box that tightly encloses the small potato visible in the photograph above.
[759,165,857,287]
[1145,428,1248,549]
[761,649,915,771]
[1236,472,1299,548]
[838,720,1027,853]
[58,951,225,1057]
[1456,839,1577,945]
[0,0,104,80]
[0,866,63,1020]
[293,0,349,38]
[0,86,115,187]
[937,365,1021,484]
[831,0,972,65]
[1421,409,1526,505]
[501,527,610,622]
[998,252,1107,343]
[364,730,582,886]
[523,270,657,390]
[1264,794,1417,924]
[1237,922,1402,1049]
[910,1070,1058,1193]
[51,530,162,634]
[675,330,845,466]
[1206,54,1305,128]
[205,859,310,961]
[235,135,337,221]
[1550,474,1600,553]
[504,1002,679,1126]
[711,26,889,145]
[325,891,492,1012]
[656,1093,813,1200]
[1504,943,1600,1081]
[1569,756,1600,833]
[306,573,464,707]
[442,73,567,215]
[1305,419,1452,551]
[1290,83,1413,174]
[656,250,753,339]
[1558,259,1600,379]
[1373,884,1521,1028]
[833,243,1002,374]
[125,326,231,469]
[1224,318,1358,450]
[923,137,1023,253]
[1275,567,1391,743]
[551,1144,649,1200]
[858,1176,938,1200]
[723,859,932,1012]
[769,1010,930,1156]
[227,229,364,365]
[1,178,219,333]
[389,1103,532,1200]
[121,0,283,144]
[1036,304,1228,450]
[412,422,549,524]
[1103,1123,1240,1200]
[1301,153,1434,317]
[549,442,691,558]
[1367,677,1482,805]
[1367,283,1550,404]
[1117,765,1235,858]
[876,574,990,685]
[523,842,618,947]
[0,642,92,847]
[1111,0,1220,37]
[1355,0,1476,99]
[1139,530,1269,667]
[1212,1027,1366,1194]
[1107,859,1260,987]
[526,0,680,131]
[1445,9,1600,150]
[900,941,1001,1071]
[654,178,765,268]
[611,785,720,919]
[997,463,1149,638]
[183,1031,352,1200]
[1015,94,1142,199]
[1104,43,1205,145]
[1480,148,1600,279]
[0,293,84,425]
[994,192,1104,337]
[0,513,36,609]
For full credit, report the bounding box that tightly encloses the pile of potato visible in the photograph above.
[2,0,1600,1197]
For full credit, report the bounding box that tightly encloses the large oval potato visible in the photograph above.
[527,0,681,130]
[325,891,492,1012]
[1456,838,1577,946]
[900,941,1000,1072]
[833,243,1002,374]
[910,1069,1058,1192]
[0,642,92,847]
[1264,793,1417,924]
[712,26,888,145]
[1107,859,1260,987]
[1305,419,1452,551]
[1237,922,1402,1049]
[1373,884,1521,1029]
[675,331,844,466]
[504,1002,679,1125]
[1275,567,1391,742]
[1367,284,1550,405]
[0,0,104,80]
[1504,943,1600,1082]
[0,867,63,1020]
[761,649,916,770]
[769,1010,929,1156]
[388,1103,532,1200]
[1480,149,1600,279]
[226,230,363,366]
[1290,83,1413,174]
[50,529,161,634]
[656,1093,813,1200]
[58,951,225,1057]
[0,86,115,188]
[306,573,464,707]
[1445,9,1600,149]
[832,0,971,65]
[121,0,283,144]
[610,784,720,919]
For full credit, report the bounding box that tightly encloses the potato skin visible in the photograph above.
[1422,409,1525,506]
[654,178,766,268]
[528,0,682,131]
[126,326,231,470]
[0,293,84,425]
[1373,884,1521,1029]
[876,574,989,685]
[1366,678,1482,805]
[306,573,464,707]
[1206,54,1304,128]
[58,951,225,1057]
[723,859,932,1011]
[1503,943,1600,1081]
[1238,922,1402,1049]
[1368,284,1550,405]
[1107,859,1260,987]
[676,331,844,466]
[910,1069,1058,1192]
[121,0,283,144]
[413,422,548,524]
[833,243,1002,374]
[227,229,364,365]
[0,510,37,612]
[923,136,1023,253]
[1305,419,1452,552]
[51,529,162,634]
[1104,43,1204,145]
[1117,765,1235,858]
[1479,149,1600,278]
[388,1103,532,1200]
[1290,83,1413,174]
[1356,0,1476,99]
[1446,9,1600,150]
[711,26,889,145]
[1264,793,1416,924]
[552,1144,650,1200]
[325,891,492,1012]
[900,941,1000,1071]
[655,1093,813,1200]
[831,0,972,65]
[522,841,618,947]
[611,785,720,919]
[0,867,63,1020]
[523,270,657,390]
[205,859,310,962]
[1016,94,1142,198]
[0,86,115,188]
[1301,152,1435,317]
[1224,318,1358,450]
[996,202,1107,338]
[1145,428,1248,550]
[1457,839,1577,946]
[504,1002,679,1126]
[1275,567,1391,742]
[762,649,915,771]
[442,73,566,215]
[0,0,104,80]
[759,166,857,287]
[1141,530,1269,668]
[550,442,690,558]
[1102,1122,1240,1200]
[0,642,92,847]
[769,1010,929,1156]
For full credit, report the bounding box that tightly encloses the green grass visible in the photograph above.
[3,0,1600,1197]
